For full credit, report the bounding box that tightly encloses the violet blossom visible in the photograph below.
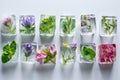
[49,44,56,54]
[21,16,35,28]
[23,43,33,61]
[72,43,77,48]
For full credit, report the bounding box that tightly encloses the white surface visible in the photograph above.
[0,0,120,80]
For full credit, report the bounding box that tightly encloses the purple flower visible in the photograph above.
[23,43,33,61]
[49,44,56,54]
[72,43,77,48]
[21,16,35,27]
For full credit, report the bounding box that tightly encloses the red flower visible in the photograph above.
[99,44,116,63]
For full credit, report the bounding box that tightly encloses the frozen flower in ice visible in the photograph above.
[49,44,56,54]
[21,16,35,28]
[3,17,13,27]
[36,50,47,63]
[99,44,116,63]
[23,43,33,61]
[20,16,35,34]
[1,16,16,34]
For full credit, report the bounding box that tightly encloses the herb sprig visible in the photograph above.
[102,16,117,35]
[40,16,56,34]
[62,16,75,34]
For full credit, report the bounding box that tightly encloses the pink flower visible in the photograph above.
[36,50,47,63]
[99,44,116,63]
[3,17,13,27]
[49,44,56,54]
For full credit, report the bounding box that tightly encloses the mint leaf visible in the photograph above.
[81,46,95,60]
[3,44,9,52]
[10,41,16,55]
[1,40,17,63]
[1,53,12,63]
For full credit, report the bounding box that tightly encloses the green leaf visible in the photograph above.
[71,20,75,31]
[62,21,67,33]
[1,54,11,63]
[111,18,117,30]
[10,41,16,55]
[20,29,26,32]
[102,16,106,22]
[81,46,95,60]
[10,27,16,33]
[67,16,71,27]
[3,44,9,52]
[43,51,56,64]
[1,41,17,63]
[42,48,49,54]
[30,27,35,32]
[104,23,110,31]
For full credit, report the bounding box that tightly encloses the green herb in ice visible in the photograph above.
[62,16,75,34]
[81,46,95,60]
[102,16,117,35]
[40,16,56,34]
[1,41,17,63]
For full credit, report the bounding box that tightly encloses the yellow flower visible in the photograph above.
[63,43,69,47]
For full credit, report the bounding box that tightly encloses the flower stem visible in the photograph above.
[62,48,74,65]
[26,56,28,61]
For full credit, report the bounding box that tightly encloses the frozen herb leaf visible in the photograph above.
[10,41,16,55]
[2,53,12,63]
[81,46,95,60]
[1,40,17,63]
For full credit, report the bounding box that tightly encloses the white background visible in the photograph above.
[0,0,120,80]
